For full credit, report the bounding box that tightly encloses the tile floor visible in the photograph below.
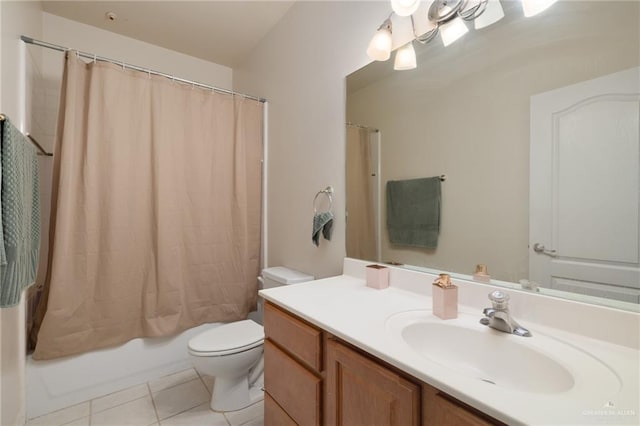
[25,368,264,426]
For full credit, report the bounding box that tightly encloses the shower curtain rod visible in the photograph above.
[346,122,379,132]
[20,35,267,103]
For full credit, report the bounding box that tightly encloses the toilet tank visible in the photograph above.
[261,266,314,289]
[252,267,313,325]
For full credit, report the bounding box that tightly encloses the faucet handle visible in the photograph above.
[488,290,510,310]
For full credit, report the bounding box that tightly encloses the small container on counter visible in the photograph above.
[432,273,458,320]
[366,264,389,289]
[472,264,491,283]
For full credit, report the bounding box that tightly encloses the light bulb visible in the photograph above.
[394,42,417,70]
[366,21,393,61]
[475,0,504,29]
[522,0,558,17]
[439,17,468,47]
[391,0,421,17]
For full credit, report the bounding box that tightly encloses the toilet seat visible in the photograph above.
[188,320,264,357]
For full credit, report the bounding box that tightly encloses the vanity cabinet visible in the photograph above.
[264,302,323,425]
[263,301,502,426]
[325,337,420,425]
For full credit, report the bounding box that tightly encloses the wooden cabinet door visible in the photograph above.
[325,338,420,426]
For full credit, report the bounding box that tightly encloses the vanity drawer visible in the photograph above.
[264,339,321,426]
[264,302,322,371]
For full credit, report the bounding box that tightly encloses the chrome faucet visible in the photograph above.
[480,290,531,337]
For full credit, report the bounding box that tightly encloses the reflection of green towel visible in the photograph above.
[312,211,334,247]
[386,177,440,249]
[0,115,40,307]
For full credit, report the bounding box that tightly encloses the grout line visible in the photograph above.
[26,401,90,426]
[91,393,150,416]
[222,411,231,426]
[150,377,207,423]
[149,368,199,394]
[193,368,212,396]
[147,382,161,426]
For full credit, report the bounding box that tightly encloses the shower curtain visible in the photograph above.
[32,53,263,360]
[345,126,377,261]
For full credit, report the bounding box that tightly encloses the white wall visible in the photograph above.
[234,1,390,279]
[43,13,232,92]
[0,2,43,424]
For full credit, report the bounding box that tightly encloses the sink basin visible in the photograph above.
[386,311,621,395]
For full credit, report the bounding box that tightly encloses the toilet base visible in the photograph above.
[210,375,264,412]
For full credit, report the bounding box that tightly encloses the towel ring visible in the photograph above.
[314,186,334,214]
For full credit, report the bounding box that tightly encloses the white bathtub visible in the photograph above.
[25,322,220,419]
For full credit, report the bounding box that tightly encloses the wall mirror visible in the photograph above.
[346,0,639,311]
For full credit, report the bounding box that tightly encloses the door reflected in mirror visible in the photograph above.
[346,0,639,310]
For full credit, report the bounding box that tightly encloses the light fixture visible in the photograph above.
[522,0,558,17]
[439,16,468,47]
[366,18,393,61]
[474,0,504,29]
[394,42,417,70]
[391,0,421,17]
[368,0,557,71]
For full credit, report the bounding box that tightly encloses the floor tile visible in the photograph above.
[224,400,264,426]
[26,402,90,426]
[199,374,214,394]
[91,395,157,426]
[241,418,263,426]
[152,378,210,420]
[160,402,228,426]
[91,383,150,414]
[149,369,199,393]
[61,417,89,426]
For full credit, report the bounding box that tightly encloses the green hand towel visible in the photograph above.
[0,115,41,308]
[312,211,334,247]
[386,177,441,249]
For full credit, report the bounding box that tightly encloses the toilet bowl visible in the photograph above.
[188,320,265,412]
[188,266,314,412]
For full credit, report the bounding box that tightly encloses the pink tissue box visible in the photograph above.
[432,284,458,320]
[366,264,389,289]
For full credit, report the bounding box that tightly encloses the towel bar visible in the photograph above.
[1,114,53,157]
[313,186,333,213]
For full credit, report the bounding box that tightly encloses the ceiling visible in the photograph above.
[42,1,296,68]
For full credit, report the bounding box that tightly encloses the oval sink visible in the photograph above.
[402,322,573,393]
[386,311,621,395]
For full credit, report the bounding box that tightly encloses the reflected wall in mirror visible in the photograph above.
[346,0,640,310]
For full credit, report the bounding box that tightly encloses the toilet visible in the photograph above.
[188,266,313,412]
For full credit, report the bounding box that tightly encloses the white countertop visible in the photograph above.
[259,266,640,425]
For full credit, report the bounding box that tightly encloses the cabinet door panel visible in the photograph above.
[264,339,321,426]
[325,338,420,426]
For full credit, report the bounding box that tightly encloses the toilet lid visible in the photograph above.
[188,320,264,355]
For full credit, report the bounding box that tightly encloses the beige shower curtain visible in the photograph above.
[346,126,377,261]
[32,53,263,360]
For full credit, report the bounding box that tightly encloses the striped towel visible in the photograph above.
[0,115,40,308]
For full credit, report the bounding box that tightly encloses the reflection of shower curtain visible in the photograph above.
[346,126,376,260]
[32,53,263,360]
